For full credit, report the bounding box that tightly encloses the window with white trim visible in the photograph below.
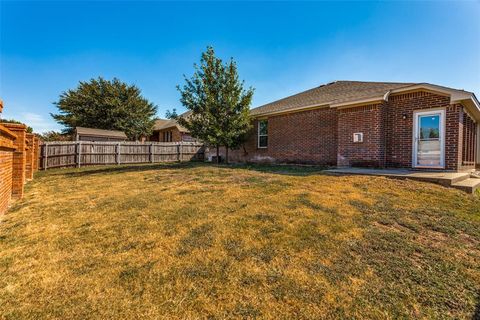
[258,120,268,148]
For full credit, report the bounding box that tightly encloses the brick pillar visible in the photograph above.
[33,136,40,172]
[2,123,27,199]
[25,133,35,180]
[0,125,16,215]
[445,104,463,171]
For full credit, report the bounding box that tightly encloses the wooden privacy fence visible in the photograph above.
[40,141,205,170]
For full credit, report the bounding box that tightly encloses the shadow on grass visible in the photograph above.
[40,161,330,178]
[231,163,329,176]
[473,297,480,320]
[49,162,204,177]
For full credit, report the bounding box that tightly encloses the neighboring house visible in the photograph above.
[148,114,195,142]
[223,81,479,172]
[75,127,127,142]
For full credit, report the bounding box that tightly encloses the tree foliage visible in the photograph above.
[171,47,254,163]
[0,119,33,133]
[37,131,71,142]
[52,77,157,140]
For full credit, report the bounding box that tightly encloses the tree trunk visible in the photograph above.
[216,145,220,164]
[225,146,229,164]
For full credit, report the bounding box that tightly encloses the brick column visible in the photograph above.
[2,123,27,199]
[445,104,463,171]
[33,136,40,172]
[0,125,17,215]
[25,133,35,180]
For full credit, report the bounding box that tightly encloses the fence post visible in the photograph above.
[76,141,82,168]
[149,143,153,163]
[180,141,184,162]
[42,143,48,170]
[116,143,121,165]
[176,142,180,162]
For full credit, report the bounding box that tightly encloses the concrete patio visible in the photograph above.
[326,168,480,194]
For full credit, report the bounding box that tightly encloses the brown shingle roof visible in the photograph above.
[75,127,127,139]
[153,112,190,132]
[251,81,415,116]
[153,119,170,130]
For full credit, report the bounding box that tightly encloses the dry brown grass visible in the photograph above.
[0,163,479,319]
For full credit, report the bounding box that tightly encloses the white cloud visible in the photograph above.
[19,112,62,133]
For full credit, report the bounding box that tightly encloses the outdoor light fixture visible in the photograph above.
[402,114,408,120]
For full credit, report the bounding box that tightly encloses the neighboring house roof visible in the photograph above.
[153,112,191,133]
[251,81,480,119]
[75,127,127,139]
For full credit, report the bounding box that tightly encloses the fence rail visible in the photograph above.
[40,141,205,170]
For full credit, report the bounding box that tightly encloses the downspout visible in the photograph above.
[382,90,392,168]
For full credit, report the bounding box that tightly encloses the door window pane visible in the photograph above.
[419,115,440,139]
[417,114,441,166]
[417,140,441,166]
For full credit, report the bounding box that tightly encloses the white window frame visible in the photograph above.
[412,108,446,169]
[257,119,268,149]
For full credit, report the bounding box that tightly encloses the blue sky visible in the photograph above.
[1,1,479,133]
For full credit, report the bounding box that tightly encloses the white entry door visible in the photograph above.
[413,109,445,168]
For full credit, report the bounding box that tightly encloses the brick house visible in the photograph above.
[148,113,196,142]
[222,81,480,172]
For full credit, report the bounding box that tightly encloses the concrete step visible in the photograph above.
[445,173,471,186]
[451,178,480,194]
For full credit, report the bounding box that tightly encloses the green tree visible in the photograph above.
[52,77,157,140]
[37,131,71,142]
[171,47,254,163]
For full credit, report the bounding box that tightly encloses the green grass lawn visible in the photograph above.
[1,163,479,319]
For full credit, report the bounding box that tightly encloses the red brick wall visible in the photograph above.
[2,123,27,199]
[212,90,473,171]
[337,103,386,167]
[462,111,477,170]
[0,150,14,215]
[385,91,460,171]
[223,107,338,165]
[0,126,16,215]
[0,102,38,215]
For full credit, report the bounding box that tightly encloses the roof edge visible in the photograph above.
[251,83,479,118]
[252,103,331,118]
